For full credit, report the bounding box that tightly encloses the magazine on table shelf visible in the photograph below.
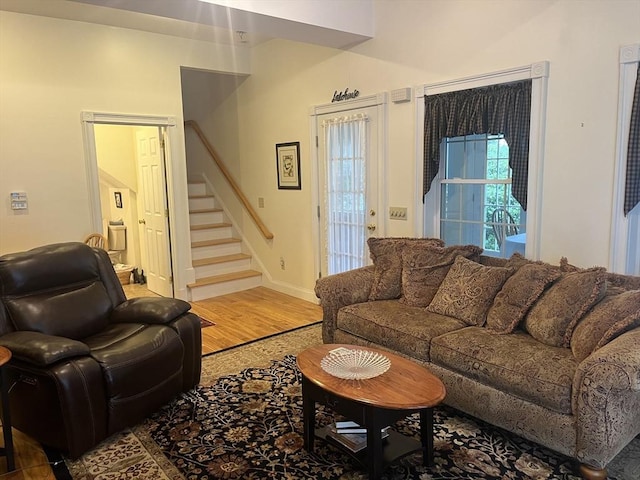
[326,421,390,453]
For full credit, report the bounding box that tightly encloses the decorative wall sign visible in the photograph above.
[332,88,360,103]
[276,142,301,190]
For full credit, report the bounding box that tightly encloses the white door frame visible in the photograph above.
[81,111,193,299]
[609,44,640,274]
[309,93,388,280]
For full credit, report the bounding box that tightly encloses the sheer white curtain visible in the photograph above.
[322,114,368,275]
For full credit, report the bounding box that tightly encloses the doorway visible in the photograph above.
[311,94,387,278]
[82,112,177,297]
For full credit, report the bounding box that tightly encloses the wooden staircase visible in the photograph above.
[187,180,262,300]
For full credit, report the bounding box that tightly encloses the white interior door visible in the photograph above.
[136,127,173,297]
[317,106,380,276]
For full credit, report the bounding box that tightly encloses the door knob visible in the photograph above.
[138,219,146,224]
[367,224,376,231]
[369,209,376,216]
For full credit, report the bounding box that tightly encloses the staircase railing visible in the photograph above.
[185,120,274,240]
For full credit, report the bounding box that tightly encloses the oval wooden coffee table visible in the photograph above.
[297,344,446,479]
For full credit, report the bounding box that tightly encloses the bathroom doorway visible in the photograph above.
[82,113,175,298]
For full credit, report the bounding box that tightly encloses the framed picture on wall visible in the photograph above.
[114,191,123,208]
[276,142,301,190]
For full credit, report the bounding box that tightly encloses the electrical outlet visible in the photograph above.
[389,207,407,220]
[280,257,285,270]
[258,197,264,208]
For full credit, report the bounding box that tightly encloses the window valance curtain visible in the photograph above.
[624,63,640,216]
[423,80,532,210]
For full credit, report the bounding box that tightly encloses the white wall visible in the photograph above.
[0,10,250,298]
[95,124,138,191]
[2,1,639,301]
[188,0,639,297]
[208,0,374,37]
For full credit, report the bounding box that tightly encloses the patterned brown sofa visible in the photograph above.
[315,238,640,480]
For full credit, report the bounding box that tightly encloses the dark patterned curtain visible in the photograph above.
[423,80,532,210]
[624,63,640,216]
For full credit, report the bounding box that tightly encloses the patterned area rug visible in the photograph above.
[62,325,640,480]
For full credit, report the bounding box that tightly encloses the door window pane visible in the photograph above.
[324,116,368,274]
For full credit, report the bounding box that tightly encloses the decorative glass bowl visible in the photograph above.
[320,347,391,380]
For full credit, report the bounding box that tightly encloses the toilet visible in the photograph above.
[107,224,127,264]
[108,224,133,285]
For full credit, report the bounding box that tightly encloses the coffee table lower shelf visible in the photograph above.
[316,425,424,468]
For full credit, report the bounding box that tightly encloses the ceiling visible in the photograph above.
[0,0,372,49]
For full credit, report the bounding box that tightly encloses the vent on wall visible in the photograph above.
[391,87,412,103]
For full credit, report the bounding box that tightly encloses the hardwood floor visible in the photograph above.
[0,287,322,478]
[191,287,322,355]
[122,284,322,355]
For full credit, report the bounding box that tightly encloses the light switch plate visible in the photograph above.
[389,207,407,220]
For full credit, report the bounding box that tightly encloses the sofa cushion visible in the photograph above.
[336,300,467,362]
[524,268,607,347]
[431,327,577,414]
[486,263,562,334]
[570,290,640,362]
[561,256,640,293]
[367,237,444,301]
[400,244,483,307]
[426,256,514,327]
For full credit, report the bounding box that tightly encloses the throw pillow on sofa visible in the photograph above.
[367,237,444,301]
[561,256,640,292]
[426,256,514,326]
[570,289,640,361]
[486,262,562,334]
[524,267,607,347]
[400,244,482,307]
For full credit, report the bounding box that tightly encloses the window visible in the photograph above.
[418,62,549,260]
[610,44,640,275]
[440,134,525,257]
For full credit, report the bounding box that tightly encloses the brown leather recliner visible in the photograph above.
[0,242,202,458]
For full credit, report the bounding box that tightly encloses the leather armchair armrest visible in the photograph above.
[110,297,191,325]
[0,331,90,367]
[314,265,375,343]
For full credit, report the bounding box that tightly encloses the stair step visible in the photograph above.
[192,253,251,266]
[189,208,223,214]
[189,194,217,211]
[190,222,231,231]
[187,181,207,197]
[188,269,262,287]
[191,238,241,248]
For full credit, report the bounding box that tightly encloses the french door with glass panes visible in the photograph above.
[317,105,380,276]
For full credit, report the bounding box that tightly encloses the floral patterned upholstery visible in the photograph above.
[315,245,640,476]
[367,237,444,301]
[337,300,466,361]
[426,256,513,326]
[431,327,577,414]
[524,268,607,347]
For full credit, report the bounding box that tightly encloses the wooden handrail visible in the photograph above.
[185,120,274,240]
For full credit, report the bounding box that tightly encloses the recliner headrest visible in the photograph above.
[0,242,101,296]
